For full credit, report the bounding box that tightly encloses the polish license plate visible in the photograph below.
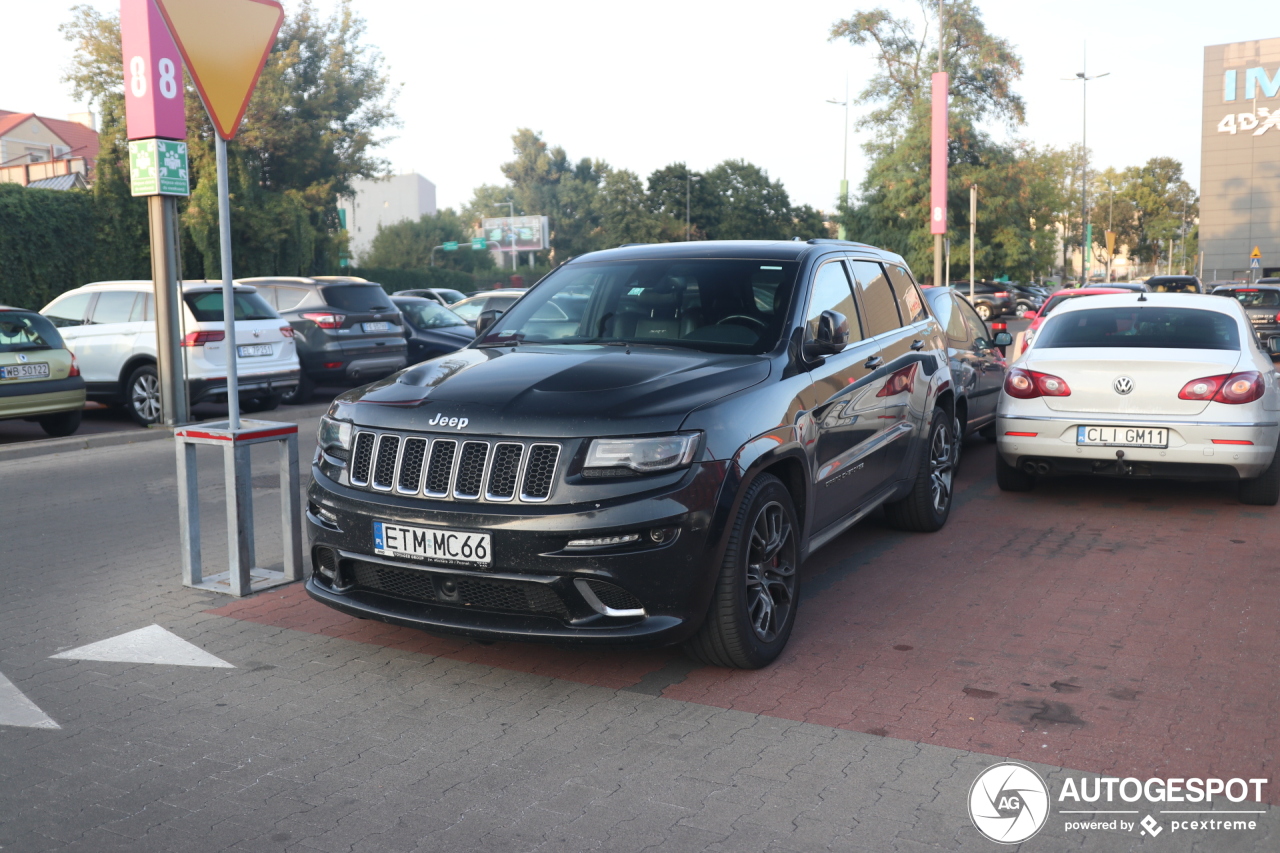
[363,321,390,332]
[0,362,50,380]
[373,521,491,566]
[238,344,273,357]
[1076,425,1169,448]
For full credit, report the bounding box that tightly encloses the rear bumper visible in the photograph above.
[189,369,300,404]
[996,414,1280,479]
[0,377,86,419]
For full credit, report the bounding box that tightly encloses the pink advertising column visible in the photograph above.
[930,71,950,255]
[121,0,190,425]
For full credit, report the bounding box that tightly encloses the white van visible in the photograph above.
[41,280,300,425]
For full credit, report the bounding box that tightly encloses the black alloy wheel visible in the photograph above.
[685,473,800,669]
[884,407,954,532]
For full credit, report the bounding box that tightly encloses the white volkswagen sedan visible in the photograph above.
[995,292,1280,505]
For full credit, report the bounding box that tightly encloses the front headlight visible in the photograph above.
[318,415,353,460]
[583,433,700,476]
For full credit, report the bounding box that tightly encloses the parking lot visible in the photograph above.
[0,397,1274,852]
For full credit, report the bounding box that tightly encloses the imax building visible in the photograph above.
[1201,37,1280,280]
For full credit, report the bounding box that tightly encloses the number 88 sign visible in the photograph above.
[122,0,186,141]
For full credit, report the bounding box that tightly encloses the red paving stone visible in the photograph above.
[209,442,1280,802]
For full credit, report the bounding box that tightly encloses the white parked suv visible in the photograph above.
[41,280,300,425]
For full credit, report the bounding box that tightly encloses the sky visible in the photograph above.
[4,0,1276,214]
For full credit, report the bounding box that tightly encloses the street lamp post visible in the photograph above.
[493,201,515,271]
[1064,50,1109,284]
[826,77,850,240]
[685,171,700,241]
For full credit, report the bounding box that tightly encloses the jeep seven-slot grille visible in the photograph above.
[349,430,560,503]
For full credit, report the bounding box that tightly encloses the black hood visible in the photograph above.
[331,345,771,438]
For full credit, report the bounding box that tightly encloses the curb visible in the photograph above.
[0,401,330,464]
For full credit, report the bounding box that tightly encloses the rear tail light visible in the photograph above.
[182,330,225,347]
[994,291,1010,297]
[301,312,344,329]
[279,325,295,337]
[1274,312,1280,323]
[876,363,918,397]
[68,353,80,377]
[1004,368,1071,399]
[322,361,344,369]
[1211,439,1254,445]
[1178,371,1263,404]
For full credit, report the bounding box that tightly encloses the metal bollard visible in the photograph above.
[174,419,303,596]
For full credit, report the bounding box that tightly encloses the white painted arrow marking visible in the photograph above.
[0,670,59,729]
[50,625,234,668]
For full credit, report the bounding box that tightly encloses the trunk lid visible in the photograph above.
[1025,347,1245,416]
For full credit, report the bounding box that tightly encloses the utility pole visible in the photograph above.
[685,170,700,241]
[932,0,945,287]
[826,78,850,240]
[1065,47,1109,284]
[969,185,976,303]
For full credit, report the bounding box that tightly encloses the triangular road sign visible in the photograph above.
[154,0,284,140]
[50,625,235,668]
[1251,246,1263,259]
[0,669,59,729]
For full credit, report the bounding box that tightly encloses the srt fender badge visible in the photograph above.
[428,412,469,430]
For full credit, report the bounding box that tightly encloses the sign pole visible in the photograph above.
[215,135,240,430]
[146,194,188,425]
[969,184,976,302]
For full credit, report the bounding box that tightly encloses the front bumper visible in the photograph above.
[304,461,729,646]
[996,413,1280,479]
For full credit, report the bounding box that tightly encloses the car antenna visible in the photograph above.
[1137,291,1147,302]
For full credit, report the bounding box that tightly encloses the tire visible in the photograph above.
[281,372,313,405]
[975,303,993,321]
[996,451,1036,492]
[683,473,800,669]
[952,409,966,476]
[884,407,955,532]
[38,409,82,437]
[241,392,282,414]
[125,364,161,426]
[1238,451,1280,506]
[1016,300,1035,316]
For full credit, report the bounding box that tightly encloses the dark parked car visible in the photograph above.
[948,281,1015,320]
[1145,275,1203,294]
[239,276,408,404]
[921,287,1010,450]
[1008,284,1047,315]
[306,240,958,668]
[447,289,528,328]
[1099,281,1150,293]
[391,297,475,364]
[393,288,468,307]
[1211,284,1280,346]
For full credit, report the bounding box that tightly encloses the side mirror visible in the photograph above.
[475,308,504,337]
[994,332,1013,347]
[804,310,850,358]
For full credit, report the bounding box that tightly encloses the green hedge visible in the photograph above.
[0,184,99,310]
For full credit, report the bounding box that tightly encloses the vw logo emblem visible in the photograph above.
[253,330,261,338]
[16,353,28,363]
[1114,376,1134,395]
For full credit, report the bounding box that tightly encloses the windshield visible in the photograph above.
[319,284,393,312]
[435,289,467,304]
[1223,289,1280,307]
[477,259,799,354]
[184,291,278,322]
[1147,279,1200,294]
[398,300,468,330]
[0,311,64,352]
[1035,306,1241,351]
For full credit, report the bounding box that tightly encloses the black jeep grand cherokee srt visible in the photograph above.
[306,240,957,668]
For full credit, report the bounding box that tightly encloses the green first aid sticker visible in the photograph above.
[129,138,190,197]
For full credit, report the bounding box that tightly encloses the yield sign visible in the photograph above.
[154,0,284,140]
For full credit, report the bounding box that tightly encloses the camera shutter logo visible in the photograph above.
[1114,376,1134,395]
[968,762,1050,844]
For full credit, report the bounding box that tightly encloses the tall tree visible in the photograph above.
[362,209,496,272]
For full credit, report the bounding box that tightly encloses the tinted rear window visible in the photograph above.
[184,291,279,322]
[0,311,64,352]
[1147,279,1200,294]
[1035,307,1241,351]
[1225,289,1280,307]
[320,285,393,312]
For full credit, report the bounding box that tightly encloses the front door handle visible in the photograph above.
[910,339,925,351]
[864,355,883,370]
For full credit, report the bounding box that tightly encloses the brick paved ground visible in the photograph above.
[0,424,1275,851]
